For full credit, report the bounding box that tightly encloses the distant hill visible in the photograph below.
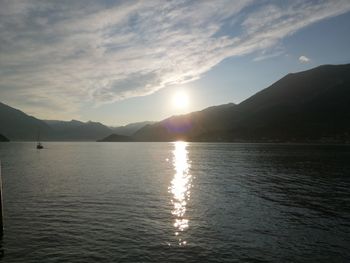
[44,120,113,141]
[0,102,115,141]
[0,134,9,142]
[133,103,237,141]
[44,119,85,130]
[3,63,350,143]
[110,121,155,136]
[224,64,350,142]
[0,100,153,141]
[0,102,52,141]
[97,134,133,142]
[131,64,350,143]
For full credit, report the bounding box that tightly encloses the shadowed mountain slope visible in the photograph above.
[110,121,155,136]
[0,102,152,141]
[97,134,133,142]
[2,64,349,143]
[44,120,113,141]
[131,64,350,142]
[0,102,52,141]
[225,64,350,141]
[133,103,237,141]
[0,134,9,142]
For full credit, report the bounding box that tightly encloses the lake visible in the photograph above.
[0,142,349,262]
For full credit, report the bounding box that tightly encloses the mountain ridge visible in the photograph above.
[110,121,155,136]
[127,63,350,143]
[0,101,52,141]
[0,103,153,141]
[1,63,349,143]
[43,119,113,141]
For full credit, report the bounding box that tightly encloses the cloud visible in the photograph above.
[0,0,349,119]
[299,55,311,63]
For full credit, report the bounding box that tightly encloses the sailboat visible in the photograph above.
[36,142,43,149]
[36,130,44,149]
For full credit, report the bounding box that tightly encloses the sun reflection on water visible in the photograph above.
[169,141,192,246]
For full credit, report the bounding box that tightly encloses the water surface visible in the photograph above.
[0,142,349,262]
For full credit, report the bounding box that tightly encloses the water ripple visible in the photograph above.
[0,142,349,262]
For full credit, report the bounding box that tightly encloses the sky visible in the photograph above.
[0,0,350,126]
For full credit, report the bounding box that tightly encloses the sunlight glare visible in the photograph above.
[169,141,192,245]
[172,91,189,109]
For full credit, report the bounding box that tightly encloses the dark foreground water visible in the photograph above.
[0,142,349,262]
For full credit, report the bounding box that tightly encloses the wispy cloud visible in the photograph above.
[253,46,286,62]
[0,0,349,119]
[299,55,311,63]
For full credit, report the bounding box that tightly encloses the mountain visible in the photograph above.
[44,119,85,130]
[3,63,349,143]
[44,120,113,141]
[0,102,52,141]
[0,102,114,141]
[133,103,237,141]
[110,121,155,136]
[44,120,153,141]
[224,64,350,142]
[97,134,133,142]
[131,64,350,143]
[0,101,152,141]
[0,134,9,142]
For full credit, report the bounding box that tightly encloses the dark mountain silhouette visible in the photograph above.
[2,63,349,143]
[0,134,9,142]
[44,120,113,141]
[129,64,350,143]
[133,103,237,141]
[224,64,350,142]
[44,119,85,130]
[0,102,52,141]
[97,134,133,142]
[0,102,115,141]
[110,121,155,136]
[0,101,153,141]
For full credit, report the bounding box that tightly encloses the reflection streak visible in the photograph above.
[169,141,192,245]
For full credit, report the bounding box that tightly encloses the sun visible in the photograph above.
[172,91,189,109]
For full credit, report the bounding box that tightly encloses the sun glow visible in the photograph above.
[172,91,189,109]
